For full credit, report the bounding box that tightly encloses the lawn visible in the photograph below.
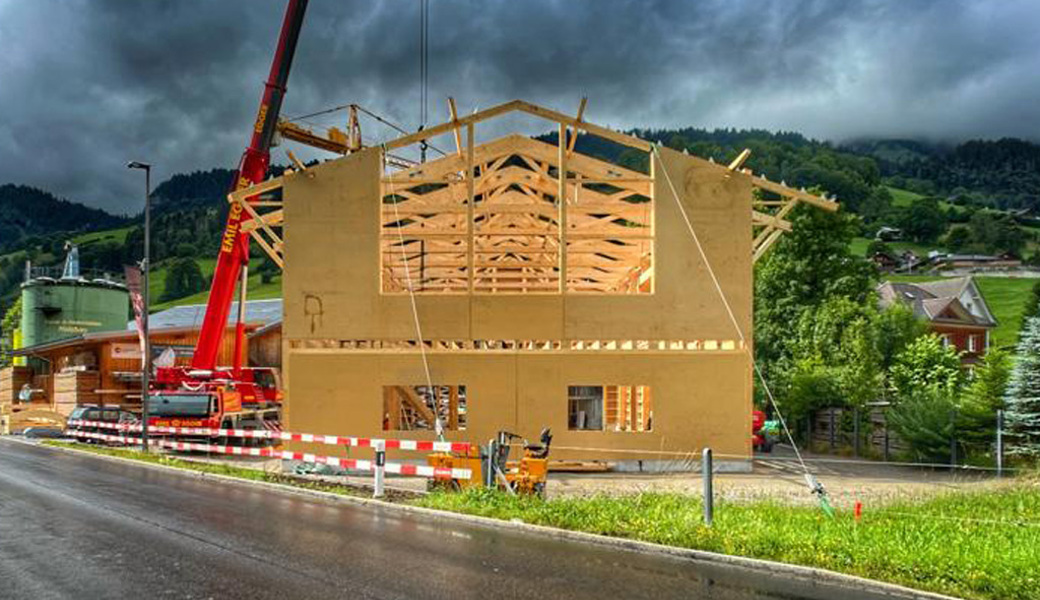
[975,277,1036,348]
[149,257,281,311]
[851,236,941,258]
[885,186,923,208]
[418,484,1040,600]
[71,225,134,246]
[887,274,1034,348]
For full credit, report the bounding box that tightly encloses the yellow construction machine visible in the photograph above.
[428,428,552,497]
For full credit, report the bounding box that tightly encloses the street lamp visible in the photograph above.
[127,161,151,452]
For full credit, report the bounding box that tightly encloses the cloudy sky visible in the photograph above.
[1,0,1038,214]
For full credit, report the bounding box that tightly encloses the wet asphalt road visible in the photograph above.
[0,439,892,600]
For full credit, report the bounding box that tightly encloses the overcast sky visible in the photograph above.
[1,0,1038,214]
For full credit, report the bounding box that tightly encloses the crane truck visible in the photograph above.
[147,0,308,435]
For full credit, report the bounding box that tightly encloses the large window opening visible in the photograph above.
[568,385,652,432]
[383,385,466,431]
[380,137,652,295]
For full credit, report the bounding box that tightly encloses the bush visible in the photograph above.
[160,257,206,302]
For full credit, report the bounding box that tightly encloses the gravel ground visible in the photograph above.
[159,443,1009,508]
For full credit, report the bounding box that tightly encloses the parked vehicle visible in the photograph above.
[66,406,139,442]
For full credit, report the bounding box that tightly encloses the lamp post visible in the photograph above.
[127,161,151,452]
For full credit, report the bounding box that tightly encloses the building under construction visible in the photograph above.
[236,99,835,467]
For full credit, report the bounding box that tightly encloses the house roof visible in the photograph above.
[12,323,257,356]
[130,298,283,331]
[877,276,996,328]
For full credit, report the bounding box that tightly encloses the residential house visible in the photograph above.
[877,276,997,365]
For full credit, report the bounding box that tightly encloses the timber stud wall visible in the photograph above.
[281,131,753,463]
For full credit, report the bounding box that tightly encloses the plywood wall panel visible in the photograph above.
[284,349,750,461]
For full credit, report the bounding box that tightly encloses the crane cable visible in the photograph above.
[651,145,832,516]
[419,0,430,163]
[381,147,443,440]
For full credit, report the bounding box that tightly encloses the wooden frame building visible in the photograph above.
[238,99,835,467]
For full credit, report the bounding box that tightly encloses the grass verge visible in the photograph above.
[40,440,1040,599]
[416,485,1040,600]
[38,440,407,500]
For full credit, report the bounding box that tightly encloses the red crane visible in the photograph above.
[194,0,308,373]
[149,0,308,432]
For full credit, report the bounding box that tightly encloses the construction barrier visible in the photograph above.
[66,419,472,453]
[65,422,473,481]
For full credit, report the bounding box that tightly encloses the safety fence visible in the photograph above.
[65,419,473,486]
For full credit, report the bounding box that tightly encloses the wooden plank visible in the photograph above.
[567,96,588,153]
[727,148,751,171]
[448,97,463,156]
[448,385,459,430]
[515,100,651,152]
[383,99,524,152]
[750,175,838,211]
[558,123,568,293]
[466,124,475,294]
[227,176,285,205]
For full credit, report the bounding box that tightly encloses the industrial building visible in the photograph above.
[2,296,282,425]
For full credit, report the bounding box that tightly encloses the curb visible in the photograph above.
[18,438,960,600]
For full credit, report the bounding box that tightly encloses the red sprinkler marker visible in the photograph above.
[854,501,863,522]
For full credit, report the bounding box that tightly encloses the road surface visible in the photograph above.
[0,439,892,600]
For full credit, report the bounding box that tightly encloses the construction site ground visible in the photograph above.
[137,442,1006,508]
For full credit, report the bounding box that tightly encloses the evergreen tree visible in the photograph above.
[888,334,964,462]
[1003,316,1040,460]
[959,348,1012,461]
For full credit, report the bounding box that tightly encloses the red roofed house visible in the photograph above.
[877,276,997,365]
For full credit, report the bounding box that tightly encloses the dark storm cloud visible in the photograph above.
[1,0,1038,213]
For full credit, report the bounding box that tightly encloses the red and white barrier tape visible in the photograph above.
[66,419,472,453]
[66,429,472,480]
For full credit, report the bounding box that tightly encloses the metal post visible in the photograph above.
[853,407,860,458]
[828,408,836,452]
[142,166,150,453]
[883,410,890,462]
[950,409,957,467]
[373,440,385,498]
[128,161,152,453]
[996,409,1004,477]
[702,447,713,527]
[484,440,495,488]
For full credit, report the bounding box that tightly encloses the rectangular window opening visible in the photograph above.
[380,148,653,295]
[383,385,466,431]
[568,385,652,432]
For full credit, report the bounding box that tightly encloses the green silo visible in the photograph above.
[20,278,130,347]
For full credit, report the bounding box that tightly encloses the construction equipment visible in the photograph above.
[492,429,552,497]
[148,0,308,435]
[429,428,553,496]
[752,409,778,453]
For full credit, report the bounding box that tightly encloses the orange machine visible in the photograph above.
[427,428,553,497]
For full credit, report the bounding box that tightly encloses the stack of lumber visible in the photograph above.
[53,370,100,416]
[0,366,31,408]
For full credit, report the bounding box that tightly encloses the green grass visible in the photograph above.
[851,236,942,258]
[887,274,1034,348]
[885,186,923,208]
[71,225,134,246]
[975,277,1036,348]
[149,257,280,311]
[417,485,1040,600]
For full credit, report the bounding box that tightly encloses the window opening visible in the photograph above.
[383,385,466,431]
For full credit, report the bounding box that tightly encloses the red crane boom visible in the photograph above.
[191,0,308,372]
